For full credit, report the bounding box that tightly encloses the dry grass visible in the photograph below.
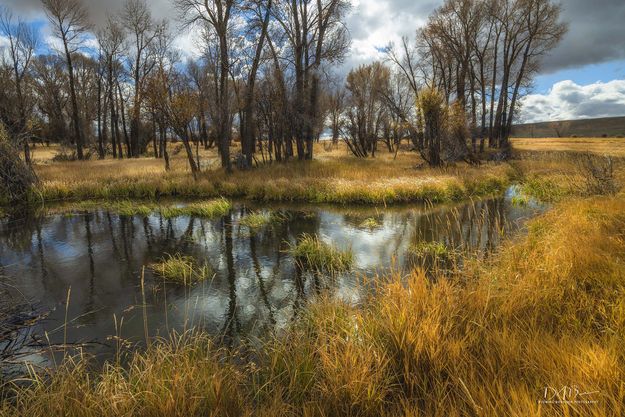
[511,137,625,157]
[509,150,625,202]
[2,192,625,416]
[29,143,512,205]
[45,199,232,218]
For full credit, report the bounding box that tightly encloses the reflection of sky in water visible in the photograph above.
[0,195,545,366]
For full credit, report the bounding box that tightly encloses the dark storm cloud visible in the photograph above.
[0,0,175,26]
[540,0,625,73]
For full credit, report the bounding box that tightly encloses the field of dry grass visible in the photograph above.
[28,142,513,206]
[511,137,625,156]
[2,191,624,416]
[22,138,625,209]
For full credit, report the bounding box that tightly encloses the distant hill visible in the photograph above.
[511,116,625,138]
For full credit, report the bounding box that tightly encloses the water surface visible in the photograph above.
[0,191,544,367]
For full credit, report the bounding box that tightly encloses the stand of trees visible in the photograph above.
[0,0,565,174]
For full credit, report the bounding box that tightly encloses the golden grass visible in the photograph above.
[359,217,381,229]
[45,198,232,218]
[2,193,625,416]
[28,143,513,206]
[239,210,283,230]
[511,137,625,156]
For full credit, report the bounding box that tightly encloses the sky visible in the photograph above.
[1,0,625,123]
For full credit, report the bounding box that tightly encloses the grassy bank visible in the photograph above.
[23,144,517,207]
[2,191,624,416]
[1,141,615,209]
[40,198,233,218]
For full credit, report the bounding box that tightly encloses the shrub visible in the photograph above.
[0,124,37,205]
[574,153,619,196]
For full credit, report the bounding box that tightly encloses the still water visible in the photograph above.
[0,190,544,366]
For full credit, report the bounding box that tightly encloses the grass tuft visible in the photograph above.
[238,211,289,230]
[289,234,353,272]
[151,254,213,285]
[359,217,381,229]
[159,199,232,219]
[408,241,451,259]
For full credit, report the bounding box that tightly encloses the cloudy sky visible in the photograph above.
[2,0,625,123]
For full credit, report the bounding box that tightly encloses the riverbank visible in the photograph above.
[32,152,514,206]
[2,188,624,416]
[10,141,620,210]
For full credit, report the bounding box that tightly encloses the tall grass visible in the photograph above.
[2,195,625,416]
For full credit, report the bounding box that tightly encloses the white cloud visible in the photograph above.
[520,80,625,123]
[339,0,433,72]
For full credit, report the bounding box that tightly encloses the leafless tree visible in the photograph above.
[273,0,351,160]
[0,6,38,164]
[176,0,238,172]
[121,0,162,157]
[342,62,390,158]
[41,0,91,160]
[97,16,125,159]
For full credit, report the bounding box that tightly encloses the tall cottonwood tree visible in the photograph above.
[176,0,237,172]
[122,0,162,157]
[239,0,273,168]
[273,0,350,160]
[97,16,125,159]
[41,0,91,160]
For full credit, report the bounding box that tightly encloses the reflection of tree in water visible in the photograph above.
[221,212,240,346]
[407,199,510,271]
[0,199,541,360]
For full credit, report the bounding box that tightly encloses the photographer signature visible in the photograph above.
[539,385,599,404]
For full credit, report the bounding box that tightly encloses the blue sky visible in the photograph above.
[535,60,625,94]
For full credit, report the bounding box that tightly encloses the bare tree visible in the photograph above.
[273,0,351,160]
[97,16,125,159]
[41,0,91,160]
[327,84,346,145]
[176,0,237,172]
[121,0,161,157]
[0,6,38,164]
[239,0,273,168]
